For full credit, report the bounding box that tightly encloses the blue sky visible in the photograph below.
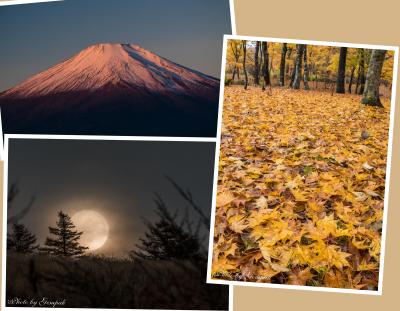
[0,0,231,91]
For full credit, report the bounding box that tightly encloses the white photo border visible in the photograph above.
[206,34,399,296]
[0,0,62,6]
[1,134,236,311]
[229,0,236,35]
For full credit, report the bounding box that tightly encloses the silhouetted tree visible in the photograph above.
[42,210,88,257]
[164,175,210,228]
[7,182,35,224]
[7,223,38,253]
[131,195,202,261]
[336,47,347,93]
[362,49,386,107]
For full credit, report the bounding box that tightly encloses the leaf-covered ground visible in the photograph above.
[212,86,391,290]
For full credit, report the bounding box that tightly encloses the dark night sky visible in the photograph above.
[7,139,216,256]
[0,0,231,91]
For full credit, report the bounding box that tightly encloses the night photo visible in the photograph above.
[5,138,228,309]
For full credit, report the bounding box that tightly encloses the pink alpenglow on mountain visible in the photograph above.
[0,43,220,137]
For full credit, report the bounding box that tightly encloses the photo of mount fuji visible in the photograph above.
[0,43,219,136]
[0,0,231,137]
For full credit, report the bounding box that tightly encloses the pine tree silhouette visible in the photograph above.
[131,195,202,261]
[7,223,39,253]
[43,210,88,257]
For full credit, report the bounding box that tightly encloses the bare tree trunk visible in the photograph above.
[355,65,360,93]
[289,68,295,87]
[287,46,293,58]
[262,42,270,90]
[348,66,355,94]
[292,44,304,89]
[303,45,310,90]
[254,41,260,85]
[358,49,366,95]
[279,43,287,86]
[231,43,240,83]
[362,49,386,107]
[234,67,241,81]
[269,43,274,73]
[286,46,293,86]
[336,47,347,94]
[242,40,248,90]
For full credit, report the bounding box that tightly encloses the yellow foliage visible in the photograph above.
[212,87,390,290]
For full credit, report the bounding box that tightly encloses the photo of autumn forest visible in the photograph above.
[211,38,396,291]
[5,139,228,309]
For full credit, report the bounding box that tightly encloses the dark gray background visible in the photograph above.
[7,139,216,256]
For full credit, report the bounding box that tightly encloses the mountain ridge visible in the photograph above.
[1,43,219,99]
[0,43,220,137]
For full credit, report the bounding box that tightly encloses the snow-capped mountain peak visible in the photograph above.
[2,43,218,98]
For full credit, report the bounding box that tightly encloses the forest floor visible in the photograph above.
[212,86,391,290]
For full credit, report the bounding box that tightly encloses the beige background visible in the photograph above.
[232,0,399,310]
[1,0,399,310]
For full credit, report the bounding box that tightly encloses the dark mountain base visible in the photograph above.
[0,90,219,137]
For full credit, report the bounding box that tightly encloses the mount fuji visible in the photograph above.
[0,43,220,137]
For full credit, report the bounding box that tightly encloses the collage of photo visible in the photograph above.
[0,0,398,311]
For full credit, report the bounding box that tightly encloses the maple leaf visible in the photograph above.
[308,200,324,213]
[213,86,389,290]
[324,270,346,288]
[326,245,351,270]
[255,196,268,209]
[355,173,369,181]
[228,214,248,233]
[291,189,308,202]
[288,268,314,285]
[362,162,374,170]
[259,229,293,248]
[259,243,272,262]
[258,262,281,281]
[285,179,300,189]
[357,260,378,271]
[211,257,238,276]
[270,262,290,273]
[224,242,238,258]
[217,191,235,207]
[353,191,368,202]
[364,189,380,198]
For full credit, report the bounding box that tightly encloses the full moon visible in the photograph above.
[72,210,109,251]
